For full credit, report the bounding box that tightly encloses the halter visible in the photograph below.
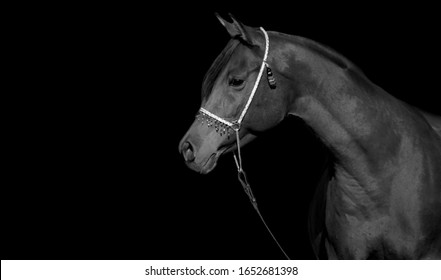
[197,28,290,259]
[198,27,273,172]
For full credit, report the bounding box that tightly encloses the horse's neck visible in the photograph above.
[274,35,441,259]
[287,56,387,170]
[292,78,393,207]
[279,39,410,214]
[281,36,441,224]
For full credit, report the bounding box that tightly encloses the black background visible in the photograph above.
[4,3,440,260]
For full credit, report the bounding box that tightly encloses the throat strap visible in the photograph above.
[236,27,270,125]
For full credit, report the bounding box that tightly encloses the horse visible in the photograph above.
[179,13,441,259]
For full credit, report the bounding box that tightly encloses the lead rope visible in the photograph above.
[233,129,291,260]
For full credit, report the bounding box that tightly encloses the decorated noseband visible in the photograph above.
[196,110,233,138]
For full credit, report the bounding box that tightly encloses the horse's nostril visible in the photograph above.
[182,141,195,162]
[182,141,189,151]
[185,148,194,162]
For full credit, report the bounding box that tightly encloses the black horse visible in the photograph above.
[179,14,441,259]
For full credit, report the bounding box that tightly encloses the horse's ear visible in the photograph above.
[215,13,254,45]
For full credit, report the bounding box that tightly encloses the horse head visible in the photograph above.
[179,14,289,174]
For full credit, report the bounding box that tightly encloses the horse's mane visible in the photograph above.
[274,32,374,92]
[299,38,352,70]
[201,39,240,100]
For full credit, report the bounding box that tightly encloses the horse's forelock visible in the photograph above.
[201,39,240,100]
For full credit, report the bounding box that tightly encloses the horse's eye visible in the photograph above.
[229,78,244,87]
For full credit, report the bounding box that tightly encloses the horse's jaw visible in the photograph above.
[195,133,257,174]
[200,152,221,174]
